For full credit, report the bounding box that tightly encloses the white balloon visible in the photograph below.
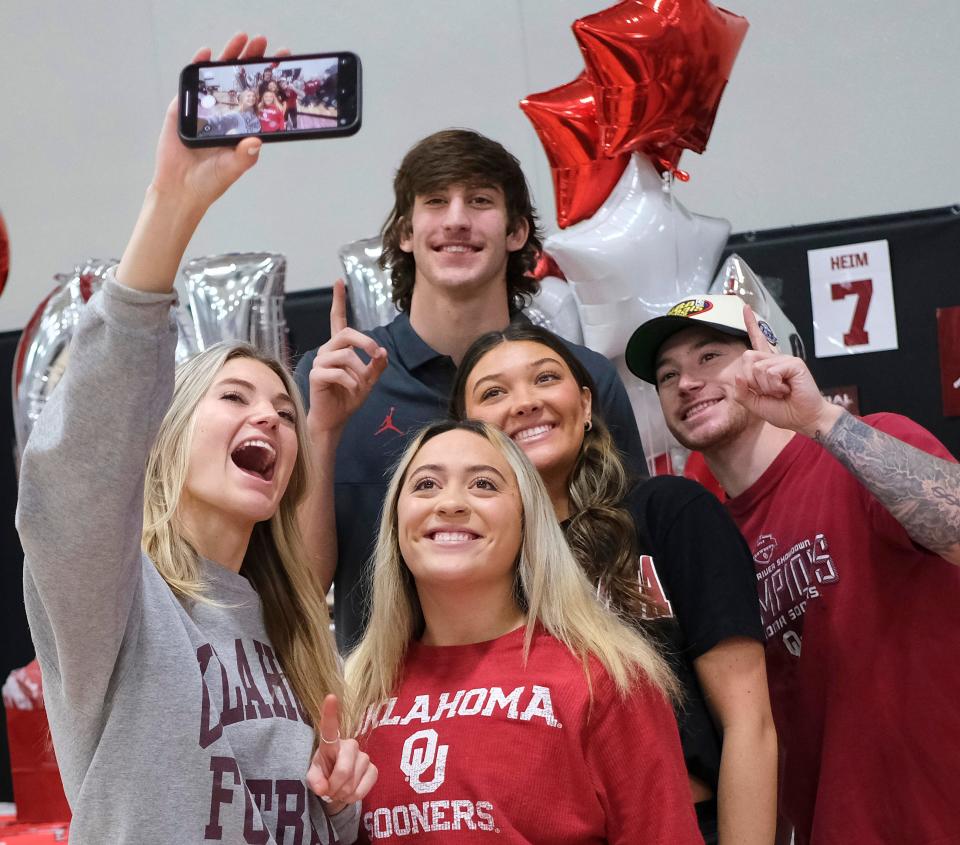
[543,153,731,474]
[546,153,730,311]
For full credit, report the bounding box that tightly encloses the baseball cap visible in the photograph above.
[625,294,779,384]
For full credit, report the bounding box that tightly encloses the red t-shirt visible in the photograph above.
[357,625,701,844]
[258,105,285,133]
[726,414,960,845]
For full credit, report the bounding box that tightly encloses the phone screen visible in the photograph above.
[181,52,360,142]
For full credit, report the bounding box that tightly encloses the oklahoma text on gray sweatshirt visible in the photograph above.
[16,275,359,844]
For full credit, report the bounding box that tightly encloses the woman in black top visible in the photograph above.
[450,324,777,845]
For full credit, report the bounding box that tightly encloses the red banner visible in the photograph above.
[937,306,960,417]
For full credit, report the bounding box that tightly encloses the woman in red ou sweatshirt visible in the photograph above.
[257,90,285,133]
[346,419,702,844]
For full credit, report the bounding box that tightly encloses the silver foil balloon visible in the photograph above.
[339,236,398,331]
[709,253,806,359]
[12,259,117,458]
[524,276,584,344]
[178,253,288,361]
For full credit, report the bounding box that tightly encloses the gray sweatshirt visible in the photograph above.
[16,275,359,844]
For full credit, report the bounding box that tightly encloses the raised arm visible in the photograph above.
[297,280,387,590]
[118,35,267,293]
[736,306,960,566]
[16,34,280,713]
[816,411,960,564]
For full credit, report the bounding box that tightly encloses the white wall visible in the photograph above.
[1,0,958,332]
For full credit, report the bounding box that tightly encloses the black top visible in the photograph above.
[294,311,648,650]
[621,475,764,794]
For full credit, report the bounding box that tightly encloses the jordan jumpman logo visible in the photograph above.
[375,406,404,436]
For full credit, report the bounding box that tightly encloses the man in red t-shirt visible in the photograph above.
[625,294,960,845]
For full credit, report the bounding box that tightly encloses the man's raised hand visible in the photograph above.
[734,306,841,439]
[306,280,388,434]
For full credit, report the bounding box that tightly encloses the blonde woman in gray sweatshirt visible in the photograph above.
[16,34,376,844]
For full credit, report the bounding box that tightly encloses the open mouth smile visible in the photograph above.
[434,243,481,254]
[426,529,481,545]
[511,423,555,443]
[230,438,277,482]
[682,399,721,422]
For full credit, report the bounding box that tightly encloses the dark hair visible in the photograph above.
[380,129,543,313]
[450,324,663,623]
[449,324,592,421]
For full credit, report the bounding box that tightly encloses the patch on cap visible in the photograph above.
[757,320,778,346]
[667,297,714,318]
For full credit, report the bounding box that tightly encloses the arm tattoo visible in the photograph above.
[815,411,960,564]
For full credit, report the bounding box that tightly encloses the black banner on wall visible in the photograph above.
[724,205,960,454]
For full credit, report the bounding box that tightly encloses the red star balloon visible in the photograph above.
[531,251,567,282]
[573,0,749,163]
[0,210,9,297]
[520,74,630,228]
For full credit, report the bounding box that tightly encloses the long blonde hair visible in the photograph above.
[346,420,678,730]
[142,342,345,731]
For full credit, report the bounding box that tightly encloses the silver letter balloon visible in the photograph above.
[178,253,288,361]
[12,259,117,458]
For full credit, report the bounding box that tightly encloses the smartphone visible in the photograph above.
[178,51,361,146]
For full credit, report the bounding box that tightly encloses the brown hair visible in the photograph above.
[450,325,664,624]
[380,129,542,312]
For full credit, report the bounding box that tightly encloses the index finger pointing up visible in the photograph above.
[330,279,349,336]
[743,305,771,352]
[318,693,342,767]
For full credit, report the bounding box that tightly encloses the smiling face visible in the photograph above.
[400,183,529,303]
[462,341,591,490]
[397,429,522,592]
[239,89,257,110]
[181,357,299,528]
[655,326,754,453]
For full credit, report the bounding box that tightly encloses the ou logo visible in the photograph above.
[783,630,802,657]
[400,729,448,794]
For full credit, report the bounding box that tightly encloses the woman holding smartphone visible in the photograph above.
[16,35,374,844]
[346,419,702,843]
[449,325,778,845]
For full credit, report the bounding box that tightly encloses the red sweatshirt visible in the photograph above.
[357,625,702,844]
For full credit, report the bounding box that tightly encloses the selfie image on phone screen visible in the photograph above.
[186,54,356,141]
